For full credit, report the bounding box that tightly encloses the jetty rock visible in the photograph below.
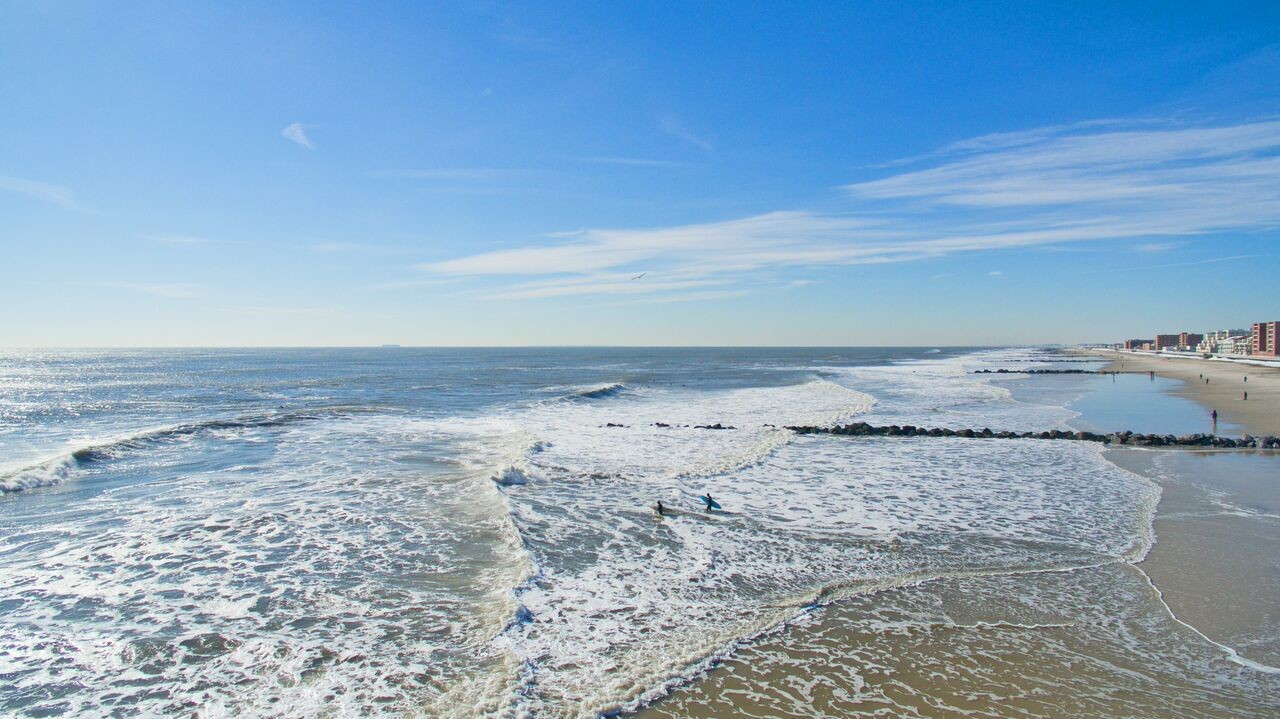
[781,422,1272,452]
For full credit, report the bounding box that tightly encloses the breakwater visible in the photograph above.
[972,369,1119,375]
[785,421,1280,449]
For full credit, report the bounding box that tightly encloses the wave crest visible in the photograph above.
[0,407,359,495]
[562,383,629,401]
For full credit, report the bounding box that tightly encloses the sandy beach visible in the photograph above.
[1089,350,1280,436]
[1080,350,1280,671]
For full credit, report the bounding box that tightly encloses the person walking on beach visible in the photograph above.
[1212,409,1218,424]
[1243,391,1248,401]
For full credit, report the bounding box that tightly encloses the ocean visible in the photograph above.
[1,347,1276,717]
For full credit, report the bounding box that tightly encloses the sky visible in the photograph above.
[2,1,1279,347]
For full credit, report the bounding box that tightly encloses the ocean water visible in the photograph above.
[1,347,1275,717]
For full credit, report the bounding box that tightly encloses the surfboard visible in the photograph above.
[702,495,722,510]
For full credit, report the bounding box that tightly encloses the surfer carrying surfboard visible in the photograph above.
[703,494,719,511]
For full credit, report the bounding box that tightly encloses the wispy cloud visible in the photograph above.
[659,116,713,153]
[89,282,204,299]
[636,289,750,304]
[1133,241,1185,252]
[371,168,530,181]
[846,119,1280,212]
[282,123,314,149]
[1083,254,1257,275]
[0,175,80,210]
[426,211,898,277]
[424,117,1280,301]
[988,271,1003,277]
[482,272,729,301]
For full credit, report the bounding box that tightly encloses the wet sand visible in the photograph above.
[635,564,1279,719]
[1084,350,1280,667]
[1088,350,1280,436]
[1109,443,1280,669]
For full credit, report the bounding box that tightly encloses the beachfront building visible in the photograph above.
[1178,332,1204,351]
[1123,339,1147,350]
[1229,336,1253,355]
[1253,321,1279,357]
[1199,330,1229,352]
[1198,330,1253,355]
[1153,334,1180,351]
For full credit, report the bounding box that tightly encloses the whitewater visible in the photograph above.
[0,347,1274,717]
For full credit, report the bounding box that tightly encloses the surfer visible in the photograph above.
[656,500,665,516]
[704,493,716,511]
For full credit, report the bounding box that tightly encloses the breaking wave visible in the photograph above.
[561,382,630,402]
[0,407,361,494]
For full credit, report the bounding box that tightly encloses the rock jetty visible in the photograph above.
[785,421,1280,449]
[973,369,1117,375]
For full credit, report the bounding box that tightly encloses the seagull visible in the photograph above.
[631,272,646,280]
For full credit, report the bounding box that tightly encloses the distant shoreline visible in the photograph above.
[1076,348,1280,437]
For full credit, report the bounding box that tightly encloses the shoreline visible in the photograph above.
[635,349,1280,717]
[1074,349,1280,670]
[1081,349,1280,436]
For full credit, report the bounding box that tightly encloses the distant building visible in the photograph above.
[1178,332,1204,351]
[1198,329,1254,355]
[1199,330,1232,352]
[1253,322,1279,358]
[1141,342,1153,351]
[1228,336,1253,356]
[1123,339,1147,350]
[1153,334,1180,350]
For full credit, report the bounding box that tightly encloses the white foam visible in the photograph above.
[0,348,1174,717]
[470,353,1162,716]
[0,413,530,718]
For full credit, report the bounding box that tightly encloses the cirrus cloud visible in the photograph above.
[282,123,314,149]
[423,117,1280,301]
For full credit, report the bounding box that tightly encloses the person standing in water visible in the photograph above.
[1212,409,1218,426]
[656,500,665,517]
[704,494,715,511]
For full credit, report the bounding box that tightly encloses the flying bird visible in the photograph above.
[631,272,646,280]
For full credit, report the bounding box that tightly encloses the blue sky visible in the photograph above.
[2,1,1279,346]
